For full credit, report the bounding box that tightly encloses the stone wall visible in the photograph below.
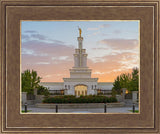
[116,95,123,102]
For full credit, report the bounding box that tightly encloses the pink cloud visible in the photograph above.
[21,40,75,82]
[22,40,74,57]
[22,40,139,82]
[99,39,139,50]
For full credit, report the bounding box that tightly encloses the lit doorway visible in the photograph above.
[75,85,87,97]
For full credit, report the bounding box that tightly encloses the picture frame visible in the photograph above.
[0,0,159,133]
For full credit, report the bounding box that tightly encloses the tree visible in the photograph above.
[22,69,41,94]
[119,73,131,89]
[128,67,139,91]
[112,76,121,94]
[112,68,139,95]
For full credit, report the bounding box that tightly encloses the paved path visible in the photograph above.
[22,106,139,113]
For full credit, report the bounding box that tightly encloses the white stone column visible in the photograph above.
[132,91,138,103]
[77,37,83,49]
[74,54,79,67]
[82,54,87,67]
[77,37,83,67]
[122,88,127,101]
[34,88,37,96]
[22,92,27,105]
[95,89,98,95]
[116,95,123,102]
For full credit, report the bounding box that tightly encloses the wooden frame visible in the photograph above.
[0,0,159,133]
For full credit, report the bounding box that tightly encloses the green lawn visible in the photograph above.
[129,110,139,113]
[21,110,32,113]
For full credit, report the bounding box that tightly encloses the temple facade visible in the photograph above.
[63,35,98,96]
[40,29,113,96]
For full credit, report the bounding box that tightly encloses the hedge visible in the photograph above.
[42,95,117,103]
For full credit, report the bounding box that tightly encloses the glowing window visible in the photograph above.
[75,85,87,96]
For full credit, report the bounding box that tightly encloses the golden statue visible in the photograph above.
[78,27,82,37]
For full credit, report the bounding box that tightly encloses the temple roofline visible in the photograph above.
[63,78,98,82]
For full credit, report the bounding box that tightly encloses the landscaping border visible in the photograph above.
[35,102,125,109]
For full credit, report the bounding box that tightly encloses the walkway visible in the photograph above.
[22,106,139,113]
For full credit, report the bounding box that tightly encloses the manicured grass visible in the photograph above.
[21,110,32,113]
[129,110,139,113]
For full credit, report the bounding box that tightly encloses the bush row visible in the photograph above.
[42,95,117,103]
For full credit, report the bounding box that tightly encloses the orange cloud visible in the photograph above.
[22,39,139,82]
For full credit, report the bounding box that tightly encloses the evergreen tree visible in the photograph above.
[112,76,121,94]
[119,73,131,89]
[22,69,41,94]
[129,67,139,91]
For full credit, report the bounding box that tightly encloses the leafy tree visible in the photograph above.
[112,73,131,94]
[22,69,41,94]
[112,68,139,95]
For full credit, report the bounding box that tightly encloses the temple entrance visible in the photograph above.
[75,85,87,97]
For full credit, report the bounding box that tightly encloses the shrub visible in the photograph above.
[42,95,117,103]
[37,85,50,96]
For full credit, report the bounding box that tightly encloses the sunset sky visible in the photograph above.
[21,21,139,82]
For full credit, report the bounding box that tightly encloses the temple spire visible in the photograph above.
[77,27,83,50]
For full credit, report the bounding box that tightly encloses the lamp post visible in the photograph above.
[24,102,27,113]
[133,103,135,113]
[56,105,58,113]
[104,103,107,113]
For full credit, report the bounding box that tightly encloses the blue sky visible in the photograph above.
[21,21,139,82]
[22,21,139,43]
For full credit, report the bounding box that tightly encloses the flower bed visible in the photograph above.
[43,95,117,103]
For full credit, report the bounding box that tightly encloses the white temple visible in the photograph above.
[40,28,113,96]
